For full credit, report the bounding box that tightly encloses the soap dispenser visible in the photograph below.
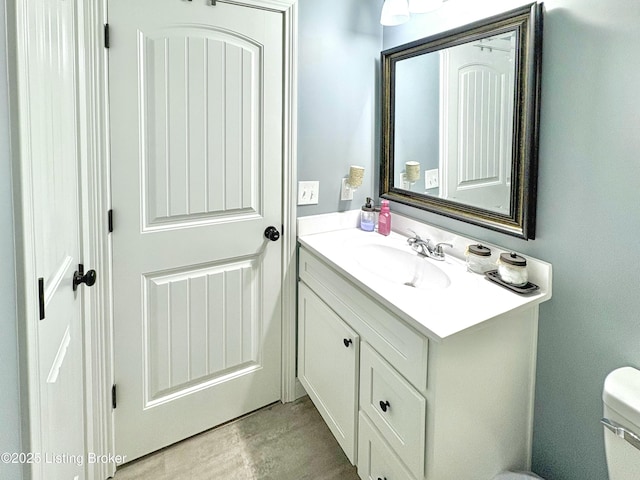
[377,199,391,236]
[360,197,375,232]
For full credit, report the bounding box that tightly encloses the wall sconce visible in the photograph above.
[341,165,365,201]
[380,0,446,26]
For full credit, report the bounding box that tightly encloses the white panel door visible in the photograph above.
[109,0,283,461]
[442,35,515,213]
[22,0,86,478]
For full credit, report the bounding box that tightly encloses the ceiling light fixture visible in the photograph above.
[380,0,410,26]
[408,0,442,13]
[381,0,447,26]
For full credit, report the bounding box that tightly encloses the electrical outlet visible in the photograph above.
[298,181,319,205]
[425,169,439,189]
[400,172,409,190]
[340,178,354,201]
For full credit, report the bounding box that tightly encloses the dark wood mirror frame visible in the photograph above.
[380,2,543,239]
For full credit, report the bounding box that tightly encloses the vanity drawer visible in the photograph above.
[298,247,429,392]
[360,342,426,479]
[357,411,415,480]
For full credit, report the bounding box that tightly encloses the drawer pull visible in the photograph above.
[379,400,390,412]
[377,478,387,480]
[343,338,353,348]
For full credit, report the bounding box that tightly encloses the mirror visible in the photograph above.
[380,3,542,239]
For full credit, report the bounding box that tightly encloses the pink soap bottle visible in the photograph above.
[378,199,391,236]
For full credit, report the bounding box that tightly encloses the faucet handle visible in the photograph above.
[407,229,422,244]
[434,242,453,256]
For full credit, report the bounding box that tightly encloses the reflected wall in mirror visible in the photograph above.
[381,3,542,239]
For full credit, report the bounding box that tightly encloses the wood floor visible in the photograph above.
[113,396,360,480]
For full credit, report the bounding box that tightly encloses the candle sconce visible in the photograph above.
[402,161,421,191]
[340,165,365,201]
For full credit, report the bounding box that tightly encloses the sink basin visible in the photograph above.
[354,244,451,290]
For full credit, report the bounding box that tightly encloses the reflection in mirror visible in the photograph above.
[381,3,542,239]
[394,31,516,214]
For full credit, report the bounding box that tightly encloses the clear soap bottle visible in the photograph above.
[360,197,375,232]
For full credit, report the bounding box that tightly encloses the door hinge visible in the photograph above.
[108,209,113,233]
[104,24,110,49]
[38,277,45,320]
[112,384,117,409]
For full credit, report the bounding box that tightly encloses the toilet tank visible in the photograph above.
[603,367,640,480]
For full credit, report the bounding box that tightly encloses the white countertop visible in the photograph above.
[297,213,552,341]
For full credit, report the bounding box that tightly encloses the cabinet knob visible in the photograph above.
[343,338,353,348]
[377,477,388,480]
[379,400,390,412]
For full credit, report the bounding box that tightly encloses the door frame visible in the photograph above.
[9,0,298,478]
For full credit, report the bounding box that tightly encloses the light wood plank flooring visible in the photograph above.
[113,396,360,480]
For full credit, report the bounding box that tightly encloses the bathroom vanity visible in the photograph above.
[296,212,552,480]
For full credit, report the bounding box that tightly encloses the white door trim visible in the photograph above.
[7,2,44,478]
[278,0,299,405]
[76,1,114,478]
[10,0,296,477]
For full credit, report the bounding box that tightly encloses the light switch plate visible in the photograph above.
[298,181,319,205]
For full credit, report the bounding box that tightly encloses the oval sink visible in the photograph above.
[354,244,451,290]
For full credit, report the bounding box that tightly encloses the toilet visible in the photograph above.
[602,366,640,479]
[496,366,640,480]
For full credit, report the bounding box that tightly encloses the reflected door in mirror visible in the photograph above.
[441,32,515,214]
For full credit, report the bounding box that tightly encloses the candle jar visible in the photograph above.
[465,244,493,274]
[497,252,528,286]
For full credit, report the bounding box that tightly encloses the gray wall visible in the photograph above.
[297,0,382,215]
[394,53,440,188]
[3,1,639,479]
[380,0,640,479]
[0,0,23,478]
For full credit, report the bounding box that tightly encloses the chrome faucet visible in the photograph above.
[406,230,452,261]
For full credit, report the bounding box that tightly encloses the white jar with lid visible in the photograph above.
[497,252,528,286]
[465,244,493,274]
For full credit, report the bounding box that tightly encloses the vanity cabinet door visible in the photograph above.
[358,412,415,480]
[298,283,359,463]
[360,343,426,479]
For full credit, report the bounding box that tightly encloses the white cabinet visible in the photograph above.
[298,282,359,463]
[358,412,415,480]
[360,343,426,478]
[298,245,540,480]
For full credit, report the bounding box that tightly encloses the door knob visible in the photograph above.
[73,264,97,291]
[264,226,280,242]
